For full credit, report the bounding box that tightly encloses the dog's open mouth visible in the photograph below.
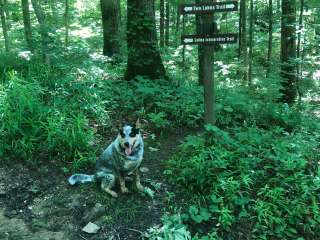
[124,146,133,156]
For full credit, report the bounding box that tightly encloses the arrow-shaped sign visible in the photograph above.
[183,38,194,44]
[180,1,238,15]
[182,33,238,45]
[184,6,193,12]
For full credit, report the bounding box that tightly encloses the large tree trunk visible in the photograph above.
[296,0,304,102]
[21,0,33,52]
[50,0,58,21]
[248,0,254,85]
[31,0,50,64]
[100,0,121,57]
[175,4,180,33]
[239,0,248,81]
[65,0,69,47]
[160,0,165,48]
[196,14,204,85]
[165,0,169,46]
[266,0,273,76]
[280,0,297,103]
[0,0,9,52]
[125,0,166,80]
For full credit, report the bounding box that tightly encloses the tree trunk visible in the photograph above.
[175,4,180,33]
[125,0,166,80]
[50,0,58,21]
[21,0,33,52]
[266,0,273,76]
[0,0,9,52]
[248,0,254,85]
[196,14,204,85]
[165,0,169,46]
[240,0,248,81]
[280,0,296,103]
[65,0,69,47]
[160,0,165,47]
[182,14,185,69]
[4,0,10,29]
[296,0,304,102]
[100,0,121,57]
[31,0,50,64]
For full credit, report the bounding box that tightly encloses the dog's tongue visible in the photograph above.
[125,146,132,156]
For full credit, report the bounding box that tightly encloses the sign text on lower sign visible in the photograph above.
[181,33,238,45]
[180,1,238,15]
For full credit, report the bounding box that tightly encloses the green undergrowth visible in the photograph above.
[164,121,320,239]
[0,57,204,168]
[0,53,317,172]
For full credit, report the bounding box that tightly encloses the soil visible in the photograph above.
[0,130,188,240]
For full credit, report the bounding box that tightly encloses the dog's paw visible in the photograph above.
[136,183,144,192]
[121,187,130,194]
[109,191,118,198]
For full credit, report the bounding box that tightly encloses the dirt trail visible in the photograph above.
[0,131,186,240]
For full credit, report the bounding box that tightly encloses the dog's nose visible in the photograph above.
[124,142,129,148]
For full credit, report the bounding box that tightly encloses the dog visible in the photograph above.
[68,120,144,197]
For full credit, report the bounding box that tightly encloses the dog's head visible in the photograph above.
[117,119,141,156]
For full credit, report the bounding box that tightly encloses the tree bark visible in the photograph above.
[248,0,254,85]
[196,14,204,85]
[50,0,58,21]
[160,0,165,47]
[240,0,248,81]
[21,0,33,52]
[31,0,50,64]
[296,0,304,102]
[0,0,9,52]
[175,4,180,33]
[165,0,169,46]
[125,0,166,80]
[280,0,297,103]
[100,0,121,57]
[266,0,273,76]
[65,0,69,47]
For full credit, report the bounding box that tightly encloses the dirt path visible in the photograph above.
[0,132,186,240]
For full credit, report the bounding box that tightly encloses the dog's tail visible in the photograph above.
[68,174,96,185]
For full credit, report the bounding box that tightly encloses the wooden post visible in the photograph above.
[179,1,238,125]
[199,14,215,125]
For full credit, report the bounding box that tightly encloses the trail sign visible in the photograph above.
[182,33,237,45]
[179,1,239,125]
[180,1,238,15]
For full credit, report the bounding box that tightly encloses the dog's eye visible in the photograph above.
[119,131,125,137]
[129,132,136,137]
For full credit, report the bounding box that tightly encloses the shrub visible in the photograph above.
[0,72,47,161]
[166,125,320,239]
[0,72,95,168]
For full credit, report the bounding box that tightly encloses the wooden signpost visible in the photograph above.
[180,1,238,125]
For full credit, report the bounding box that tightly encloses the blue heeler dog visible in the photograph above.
[68,120,144,197]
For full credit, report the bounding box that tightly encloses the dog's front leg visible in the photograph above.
[135,169,144,192]
[119,174,129,194]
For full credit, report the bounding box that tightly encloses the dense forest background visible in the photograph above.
[0,0,320,239]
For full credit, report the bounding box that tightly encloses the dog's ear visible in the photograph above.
[135,118,141,129]
[135,118,141,131]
